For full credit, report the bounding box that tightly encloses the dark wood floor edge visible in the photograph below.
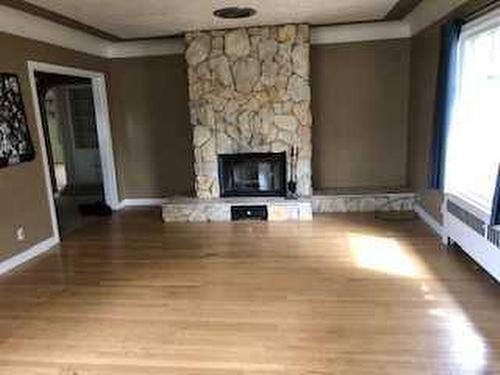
[385,0,424,20]
[0,0,122,41]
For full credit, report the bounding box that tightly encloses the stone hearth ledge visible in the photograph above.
[161,192,416,222]
[162,197,313,222]
[312,192,416,213]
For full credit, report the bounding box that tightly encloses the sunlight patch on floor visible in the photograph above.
[429,308,487,372]
[348,234,421,278]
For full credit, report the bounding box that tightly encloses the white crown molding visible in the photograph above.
[311,21,411,45]
[0,4,185,58]
[109,39,185,58]
[406,0,469,35]
[0,0,472,58]
[0,4,109,57]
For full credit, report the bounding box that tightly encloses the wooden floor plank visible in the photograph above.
[0,209,499,374]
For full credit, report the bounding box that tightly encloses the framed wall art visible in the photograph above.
[0,73,35,168]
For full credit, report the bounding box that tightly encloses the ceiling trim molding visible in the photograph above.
[0,0,474,58]
[385,0,424,20]
[0,4,109,57]
[0,0,120,41]
[406,0,470,34]
[109,39,185,58]
[311,21,411,45]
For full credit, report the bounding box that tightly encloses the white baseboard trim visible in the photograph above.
[118,198,167,209]
[0,236,58,276]
[414,204,443,238]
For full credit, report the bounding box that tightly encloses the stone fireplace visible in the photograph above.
[185,24,313,199]
[162,23,417,222]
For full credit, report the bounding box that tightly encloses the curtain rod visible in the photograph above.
[465,0,500,21]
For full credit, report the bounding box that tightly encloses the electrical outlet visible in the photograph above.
[16,226,25,241]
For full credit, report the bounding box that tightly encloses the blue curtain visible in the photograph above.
[428,18,465,190]
[491,165,500,226]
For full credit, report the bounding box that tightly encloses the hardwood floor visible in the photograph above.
[1,209,499,374]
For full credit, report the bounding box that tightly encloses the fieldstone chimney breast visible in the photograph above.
[185,24,312,199]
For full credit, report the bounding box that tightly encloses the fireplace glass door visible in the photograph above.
[218,152,286,197]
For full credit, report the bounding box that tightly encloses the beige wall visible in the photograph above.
[109,55,193,199]
[407,25,443,222]
[311,39,410,191]
[407,0,493,222]
[0,34,194,261]
[0,31,107,260]
[0,35,194,261]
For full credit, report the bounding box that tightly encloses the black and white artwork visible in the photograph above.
[0,73,35,168]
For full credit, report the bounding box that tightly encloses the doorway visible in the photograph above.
[36,72,105,236]
[28,62,119,242]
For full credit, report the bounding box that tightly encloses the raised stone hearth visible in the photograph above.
[162,197,313,222]
[185,24,312,199]
[312,191,416,213]
[161,192,415,222]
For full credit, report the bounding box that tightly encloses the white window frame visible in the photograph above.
[445,7,500,221]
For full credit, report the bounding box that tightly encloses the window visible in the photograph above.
[445,9,500,212]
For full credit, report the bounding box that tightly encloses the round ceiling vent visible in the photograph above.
[213,6,257,19]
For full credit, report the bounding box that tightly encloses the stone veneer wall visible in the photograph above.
[185,24,312,199]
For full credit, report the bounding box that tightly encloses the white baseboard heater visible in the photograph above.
[443,194,500,282]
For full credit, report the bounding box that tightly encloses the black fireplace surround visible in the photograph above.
[218,152,286,197]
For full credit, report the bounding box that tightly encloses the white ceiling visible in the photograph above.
[25,0,400,39]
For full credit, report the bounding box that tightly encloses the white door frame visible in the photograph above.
[27,61,120,242]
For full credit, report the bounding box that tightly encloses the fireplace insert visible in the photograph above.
[218,152,286,197]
